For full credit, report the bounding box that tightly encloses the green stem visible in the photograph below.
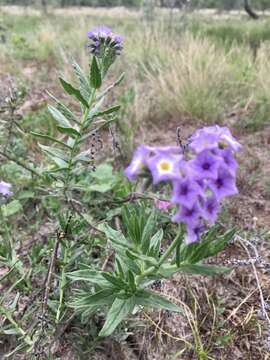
[0,305,33,347]
[0,205,13,259]
[64,89,96,192]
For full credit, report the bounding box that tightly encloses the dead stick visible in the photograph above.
[42,232,61,317]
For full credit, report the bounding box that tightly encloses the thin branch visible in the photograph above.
[236,234,270,325]
[0,150,40,177]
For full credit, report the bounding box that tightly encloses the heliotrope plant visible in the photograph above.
[27,25,241,340]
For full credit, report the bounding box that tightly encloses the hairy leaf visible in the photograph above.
[59,77,89,108]
[135,290,182,313]
[90,56,102,89]
[99,296,135,337]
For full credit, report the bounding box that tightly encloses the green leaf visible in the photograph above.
[66,269,111,287]
[115,257,125,279]
[48,105,72,128]
[148,229,163,258]
[84,97,105,128]
[99,296,135,337]
[141,210,156,253]
[59,77,89,108]
[38,144,68,161]
[30,132,72,149]
[72,59,91,101]
[94,105,121,118]
[135,290,182,313]
[17,191,35,200]
[101,272,127,289]
[128,271,136,292]
[98,223,128,247]
[158,264,230,277]
[47,91,79,124]
[179,264,231,276]
[2,200,22,217]
[180,227,235,264]
[57,126,80,138]
[126,250,158,267]
[90,56,102,89]
[69,289,114,309]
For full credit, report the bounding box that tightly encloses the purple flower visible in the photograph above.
[0,181,13,197]
[171,177,201,208]
[87,26,112,40]
[172,203,200,227]
[189,150,221,180]
[124,145,151,181]
[154,199,172,212]
[154,146,182,156]
[201,196,220,225]
[184,221,206,244]
[190,125,242,153]
[146,153,182,185]
[217,148,238,175]
[87,26,123,57]
[189,132,219,153]
[209,167,238,200]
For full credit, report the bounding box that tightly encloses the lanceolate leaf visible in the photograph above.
[148,229,163,258]
[98,223,128,246]
[101,272,127,289]
[69,289,114,309]
[48,105,72,128]
[90,56,102,89]
[57,126,80,138]
[99,296,135,337]
[126,250,158,267]
[30,132,72,149]
[66,269,111,287]
[47,91,79,124]
[72,59,91,101]
[59,77,89,108]
[141,210,156,253]
[38,144,68,161]
[135,290,182,313]
[178,264,231,276]
[94,105,121,118]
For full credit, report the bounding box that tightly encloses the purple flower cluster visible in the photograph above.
[87,26,123,58]
[124,125,241,244]
[0,181,13,197]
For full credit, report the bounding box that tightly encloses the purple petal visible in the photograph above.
[0,181,13,197]
[208,167,238,200]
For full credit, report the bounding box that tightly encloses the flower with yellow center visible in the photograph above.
[146,154,182,185]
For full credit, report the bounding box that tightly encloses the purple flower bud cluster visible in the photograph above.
[0,181,13,197]
[124,125,241,244]
[87,26,123,58]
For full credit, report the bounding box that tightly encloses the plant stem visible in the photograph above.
[158,228,183,267]
[64,89,96,191]
[0,305,33,347]
[0,205,13,260]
